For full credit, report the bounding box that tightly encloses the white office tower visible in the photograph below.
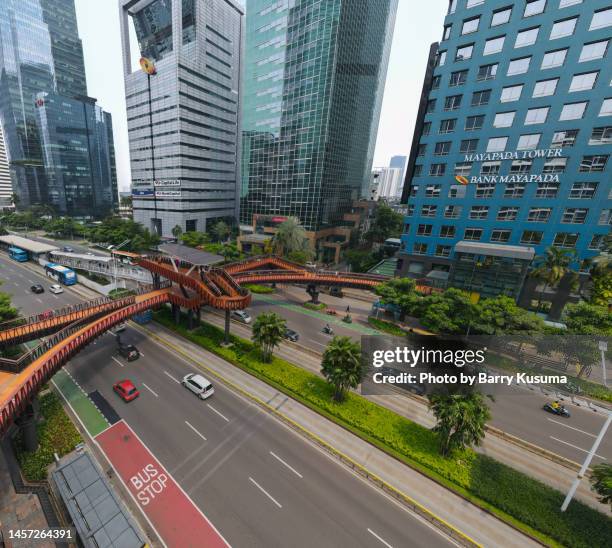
[375,167,403,200]
[0,124,12,210]
[119,0,243,237]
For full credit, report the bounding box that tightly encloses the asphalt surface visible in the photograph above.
[63,326,454,548]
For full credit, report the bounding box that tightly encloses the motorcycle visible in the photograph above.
[322,325,334,335]
[542,402,571,418]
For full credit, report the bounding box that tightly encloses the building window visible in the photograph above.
[414,165,423,176]
[524,0,546,17]
[422,122,432,136]
[471,89,491,106]
[434,142,452,156]
[536,182,559,198]
[527,207,552,222]
[532,79,558,97]
[440,225,456,238]
[436,50,447,67]
[462,17,480,35]
[599,209,612,226]
[599,99,612,117]
[500,84,523,102]
[553,233,579,247]
[521,231,543,244]
[504,182,526,197]
[551,129,579,147]
[497,207,519,221]
[470,206,490,219]
[543,157,567,173]
[569,72,599,92]
[525,107,549,125]
[450,70,468,87]
[589,8,612,31]
[476,183,496,198]
[480,161,501,175]
[417,224,433,236]
[570,182,598,199]
[413,243,428,255]
[541,48,567,69]
[465,115,485,131]
[431,75,441,90]
[510,160,532,174]
[449,0,457,14]
[426,99,436,113]
[550,17,578,39]
[492,7,512,27]
[589,234,605,250]
[561,207,589,225]
[477,63,498,80]
[517,133,541,150]
[560,0,582,7]
[443,24,452,40]
[579,155,608,172]
[435,245,452,258]
[559,101,588,120]
[454,162,472,176]
[486,137,508,152]
[589,126,612,145]
[421,205,438,217]
[410,185,420,197]
[493,111,516,128]
[484,36,506,55]
[491,230,511,243]
[467,0,485,7]
[464,228,483,241]
[579,40,609,62]
[507,56,531,75]
[515,27,539,48]
[407,204,415,215]
[456,44,474,61]
[439,119,456,134]
[429,164,446,177]
[460,139,479,153]
[417,144,426,157]
[448,185,467,199]
[426,184,442,197]
[444,205,463,218]
[444,95,462,111]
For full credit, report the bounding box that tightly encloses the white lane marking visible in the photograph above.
[306,338,327,349]
[269,451,303,478]
[185,420,207,441]
[547,418,597,438]
[35,297,43,303]
[368,528,393,548]
[164,370,180,383]
[249,477,282,508]
[138,351,145,356]
[52,294,59,299]
[141,382,159,398]
[207,403,229,422]
[550,437,607,460]
[111,357,125,368]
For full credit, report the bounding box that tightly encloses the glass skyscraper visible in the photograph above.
[398,0,612,314]
[0,0,117,217]
[240,0,398,233]
[0,125,11,209]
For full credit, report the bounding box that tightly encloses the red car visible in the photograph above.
[113,379,140,402]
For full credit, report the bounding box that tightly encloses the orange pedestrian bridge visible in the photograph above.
[0,253,432,434]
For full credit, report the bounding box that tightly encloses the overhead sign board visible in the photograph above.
[154,179,181,187]
[155,190,181,198]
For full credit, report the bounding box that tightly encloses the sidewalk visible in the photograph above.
[203,310,606,510]
[137,320,539,548]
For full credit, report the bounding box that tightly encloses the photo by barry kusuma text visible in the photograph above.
[360,332,611,398]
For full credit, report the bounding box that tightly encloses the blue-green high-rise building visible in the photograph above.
[240,0,397,256]
[399,0,612,316]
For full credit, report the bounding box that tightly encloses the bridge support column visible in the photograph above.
[223,309,231,345]
[306,284,319,304]
[171,304,180,324]
[187,309,194,330]
[153,273,161,290]
[17,398,39,453]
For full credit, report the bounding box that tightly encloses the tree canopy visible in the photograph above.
[252,312,286,362]
[273,217,310,257]
[562,302,612,336]
[320,336,363,401]
[374,277,420,318]
[364,203,403,244]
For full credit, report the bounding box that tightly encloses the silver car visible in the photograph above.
[182,373,215,400]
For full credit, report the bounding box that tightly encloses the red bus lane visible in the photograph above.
[96,420,228,548]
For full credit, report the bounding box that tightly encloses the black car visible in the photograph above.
[118,344,140,362]
[62,246,74,253]
[284,329,299,342]
[30,284,44,294]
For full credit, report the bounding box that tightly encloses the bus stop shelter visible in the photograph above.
[0,235,58,260]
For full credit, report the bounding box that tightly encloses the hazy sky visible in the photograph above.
[74,0,448,191]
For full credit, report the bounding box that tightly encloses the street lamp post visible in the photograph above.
[599,340,607,388]
[112,239,131,289]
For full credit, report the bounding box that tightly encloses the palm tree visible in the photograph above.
[320,336,362,402]
[212,220,230,242]
[590,463,612,508]
[428,392,491,456]
[172,224,183,240]
[531,246,576,309]
[272,217,309,256]
[252,312,287,362]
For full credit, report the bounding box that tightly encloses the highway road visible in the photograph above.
[63,325,454,548]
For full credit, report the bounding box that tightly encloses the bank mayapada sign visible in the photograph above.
[455,148,563,185]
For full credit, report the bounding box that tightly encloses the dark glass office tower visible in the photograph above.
[240,0,398,233]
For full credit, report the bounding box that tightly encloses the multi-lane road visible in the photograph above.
[63,324,454,547]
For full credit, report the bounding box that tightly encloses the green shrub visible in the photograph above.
[242,283,275,294]
[303,302,326,311]
[108,288,136,300]
[14,392,82,481]
[155,307,612,548]
[75,269,110,286]
[367,317,407,337]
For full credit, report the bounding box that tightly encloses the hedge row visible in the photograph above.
[367,317,407,337]
[14,391,82,481]
[242,283,275,294]
[155,309,612,548]
[302,301,326,311]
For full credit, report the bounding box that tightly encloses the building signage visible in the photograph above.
[140,57,157,75]
[153,179,181,187]
[155,190,181,198]
[132,189,154,197]
[463,148,564,162]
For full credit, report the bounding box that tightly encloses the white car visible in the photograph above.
[182,373,215,400]
[49,284,64,294]
[111,322,126,334]
[231,310,252,324]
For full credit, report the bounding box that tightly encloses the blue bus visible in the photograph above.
[8,246,29,262]
[45,263,77,285]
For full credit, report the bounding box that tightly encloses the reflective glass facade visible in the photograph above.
[240,0,398,232]
[400,0,612,286]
